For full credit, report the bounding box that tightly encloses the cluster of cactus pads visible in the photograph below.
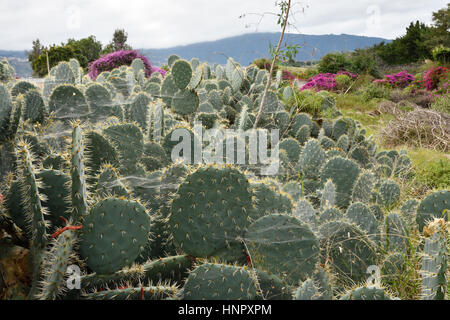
[0,55,448,300]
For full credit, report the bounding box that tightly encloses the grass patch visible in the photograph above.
[335,93,450,195]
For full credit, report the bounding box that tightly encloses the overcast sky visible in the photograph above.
[0,0,446,50]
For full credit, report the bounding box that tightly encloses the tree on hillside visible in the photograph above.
[27,39,45,77]
[67,36,102,63]
[102,29,133,54]
[375,21,431,65]
[426,3,450,48]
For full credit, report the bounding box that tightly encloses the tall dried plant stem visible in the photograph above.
[253,0,292,129]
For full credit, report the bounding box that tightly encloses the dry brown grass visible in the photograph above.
[380,108,450,152]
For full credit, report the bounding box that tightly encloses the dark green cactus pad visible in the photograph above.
[195,112,219,129]
[96,164,130,198]
[251,181,293,219]
[416,190,449,232]
[345,202,380,242]
[352,171,376,204]
[4,180,27,233]
[10,81,37,98]
[48,85,89,121]
[162,126,199,164]
[125,92,151,129]
[168,54,180,67]
[400,199,419,226]
[141,142,168,171]
[319,221,377,286]
[172,89,199,115]
[279,138,301,164]
[85,84,122,121]
[23,89,46,124]
[0,84,13,139]
[246,214,319,285]
[384,213,409,254]
[79,198,151,274]
[5,96,22,142]
[332,118,351,140]
[274,111,290,135]
[378,179,401,208]
[326,148,346,159]
[297,139,326,180]
[320,157,361,209]
[255,90,278,113]
[295,125,311,145]
[340,286,395,300]
[144,82,161,97]
[319,136,336,150]
[349,146,370,168]
[336,134,349,152]
[319,207,343,224]
[169,165,253,257]
[36,169,71,228]
[208,90,223,111]
[160,74,178,107]
[290,113,312,136]
[103,123,144,175]
[255,269,292,300]
[172,59,192,90]
[183,263,258,300]
[85,130,120,176]
[136,214,178,262]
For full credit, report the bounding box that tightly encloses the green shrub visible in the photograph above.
[318,52,350,74]
[349,50,382,78]
[335,74,352,91]
[432,46,450,65]
[252,58,273,70]
[360,83,391,101]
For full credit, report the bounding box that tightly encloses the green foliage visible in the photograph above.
[360,83,391,102]
[30,36,102,77]
[318,52,350,74]
[432,46,450,65]
[374,21,432,65]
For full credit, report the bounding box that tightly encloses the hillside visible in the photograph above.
[140,32,390,66]
[0,33,390,78]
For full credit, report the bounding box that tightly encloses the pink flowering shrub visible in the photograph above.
[373,71,414,89]
[300,71,357,91]
[88,50,165,80]
[423,66,449,93]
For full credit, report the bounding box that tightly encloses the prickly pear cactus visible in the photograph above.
[183,263,258,300]
[246,214,319,285]
[79,198,151,274]
[168,165,253,258]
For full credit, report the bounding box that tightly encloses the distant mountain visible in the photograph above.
[1,32,390,78]
[0,50,31,78]
[140,32,390,66]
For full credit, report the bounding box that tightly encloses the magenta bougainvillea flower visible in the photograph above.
[373,71,414,88]
[88,50,165,80]
[299,70,358,91]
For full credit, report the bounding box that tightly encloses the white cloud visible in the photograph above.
[0,0,445,50]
